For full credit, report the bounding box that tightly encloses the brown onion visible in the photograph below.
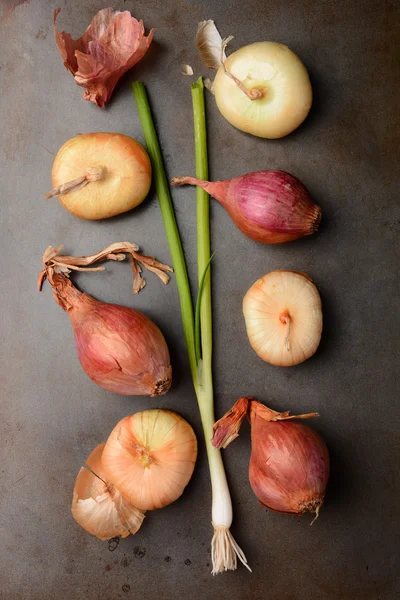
[212,397,330,520]
[171,170,321,244]
[38,242,173,397]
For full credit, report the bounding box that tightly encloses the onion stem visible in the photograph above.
[132,82,197,382]
[132,79,249,574]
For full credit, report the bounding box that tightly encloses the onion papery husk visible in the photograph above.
[72,444,145,540]
[38,242,172,301]
[54,8,154,107]
[212,397,329,520]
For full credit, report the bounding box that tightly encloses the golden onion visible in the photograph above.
[102,410,198,511]
[46,132,151,220]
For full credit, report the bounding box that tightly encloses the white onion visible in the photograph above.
[214,42,312,139]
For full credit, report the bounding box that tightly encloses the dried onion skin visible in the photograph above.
[72,444,145,540]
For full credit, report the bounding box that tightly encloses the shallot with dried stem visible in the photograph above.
[213,397,330,521]
[38,242,173,396]
[171,170,321,244]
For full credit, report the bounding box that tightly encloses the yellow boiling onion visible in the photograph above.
[214,42,312,139]
[45,132,152,220]
[102,409,198,511]
[71,444,145,541]
[243,270,322,366]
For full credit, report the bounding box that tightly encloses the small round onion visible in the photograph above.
[243,270,322,366]
[71,444,145,541]
[102,410,198,511]
[47,133,151,220]
[214,42,312,139]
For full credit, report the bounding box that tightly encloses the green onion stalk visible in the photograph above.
[132,79,249,575]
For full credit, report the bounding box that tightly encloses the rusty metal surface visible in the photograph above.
[1,0,399,598]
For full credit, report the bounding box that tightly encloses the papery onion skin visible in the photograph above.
[213,42,312,139]
[72,444,145,540]
[50,133,152,220]
[102,410,198,511]
[249,408,329,515]
[70,293,172,396]
[172,170,321,244]
[54,8,154,107]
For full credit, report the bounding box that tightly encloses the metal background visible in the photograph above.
[1,0,399,598]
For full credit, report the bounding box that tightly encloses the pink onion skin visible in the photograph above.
[249,407,330,515]
[171,170,321,244]
[69,295,172,396]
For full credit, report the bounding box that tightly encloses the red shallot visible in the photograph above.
[171,170,321,244]
[212,397,330,521]
[38,242,173,396]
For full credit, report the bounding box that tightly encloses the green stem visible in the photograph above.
[194,253,215,365]
[132,80,247,574]
[132,82,197,384]
[192,77,212,377]
[190,77,233,531]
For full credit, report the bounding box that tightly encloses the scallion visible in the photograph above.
[132,79,249,574]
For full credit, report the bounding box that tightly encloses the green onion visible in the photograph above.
[132,79,249,574]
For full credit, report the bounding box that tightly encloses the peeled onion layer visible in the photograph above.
[49,133,152,220]
[102,410,198,511]
[72,444,145,541]
[214,42,312,139]
[243,270,322,366]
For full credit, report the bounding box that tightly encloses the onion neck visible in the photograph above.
[48,273,85,311]
[171,176,231,207]
[45,166,106,199]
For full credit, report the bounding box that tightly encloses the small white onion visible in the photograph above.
[243,270,322,367]
[214,42,312,139]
